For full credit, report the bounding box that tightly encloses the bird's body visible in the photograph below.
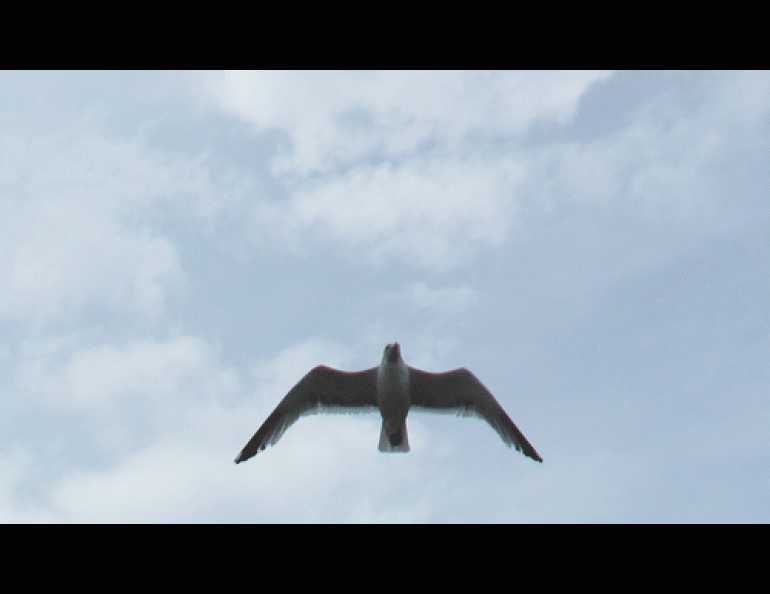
[234,342,542,464]
[376,346,411,452]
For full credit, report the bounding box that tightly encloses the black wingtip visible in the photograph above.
[528,449,544,463]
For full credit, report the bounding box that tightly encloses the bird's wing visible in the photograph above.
[234,366,378,463]
[409,367,543,462]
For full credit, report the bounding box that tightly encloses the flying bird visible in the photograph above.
[234,342,542,463]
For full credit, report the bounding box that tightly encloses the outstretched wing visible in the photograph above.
[235,366,379,463]
[409,367,543,462]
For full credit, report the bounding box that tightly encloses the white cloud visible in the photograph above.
[528,71,770,225]
[201,71,610,176]
[10,334,240,449]
[0,449,65,523]
[277,157,524,269]
[51,441,226,523]
[62,336,215,407]
[4,205,181,326]
[195,71,610,270]
[0,128,220,328]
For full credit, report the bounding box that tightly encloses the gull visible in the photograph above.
[234,342,542,463]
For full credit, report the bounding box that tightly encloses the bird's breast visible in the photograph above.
[376,359,410,420]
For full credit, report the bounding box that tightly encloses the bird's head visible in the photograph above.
[383,342,402,364]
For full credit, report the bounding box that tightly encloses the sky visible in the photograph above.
[1,70,768,523]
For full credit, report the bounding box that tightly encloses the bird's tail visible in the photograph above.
[378,420,410,453]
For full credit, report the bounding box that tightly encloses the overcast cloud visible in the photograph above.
[1,70,768,522]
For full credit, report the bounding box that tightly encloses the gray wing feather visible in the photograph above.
[235,366,378,463]
[409,367,543,462]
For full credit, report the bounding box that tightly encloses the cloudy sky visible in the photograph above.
[1,70,768,523]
